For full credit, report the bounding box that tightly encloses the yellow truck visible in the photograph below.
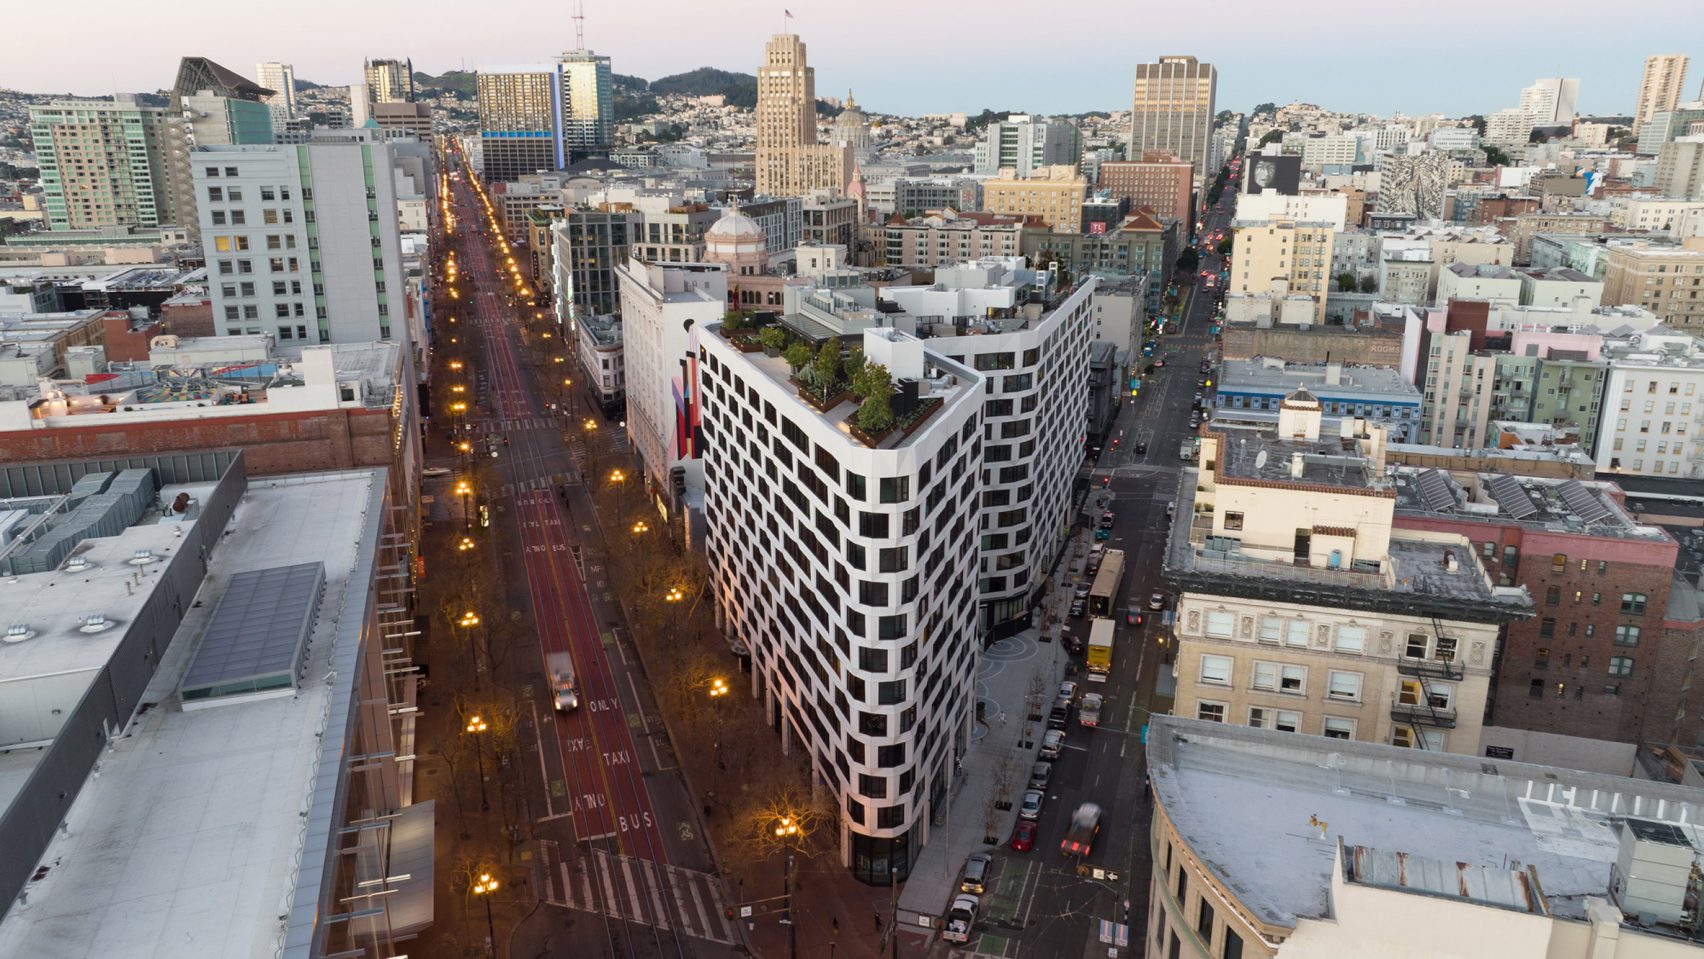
[1086,618,1115,681]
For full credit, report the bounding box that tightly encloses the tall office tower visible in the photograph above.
[972,114,1081,177]
[254,61,298,133]
[558,49,614,159]
[29,96,173,231]
[476,64,564,181]
[1129,55,1217,180]
[1519,77,1580,126]
[755,33,851,198]
[193,130,406,345]
[167,57,276,242]
[1635,55,1689,132]
[364,58,416,104]
[699,324,987,882]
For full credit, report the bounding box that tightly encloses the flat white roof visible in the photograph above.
[1149,716,1704,930]
[0,471,383,959]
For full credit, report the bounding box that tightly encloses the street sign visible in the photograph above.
[739,905,753,918]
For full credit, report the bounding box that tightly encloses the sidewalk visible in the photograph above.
[896,536,1090,934]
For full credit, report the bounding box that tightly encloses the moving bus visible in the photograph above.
[1088,548,1124,617]
[1086,618,1115,682]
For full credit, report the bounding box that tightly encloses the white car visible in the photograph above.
[1056,681,1078,705]
[1019,789,1044,821]
[421,466,453,478]
[1040,729,1066,759]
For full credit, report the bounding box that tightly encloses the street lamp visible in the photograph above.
[609,468,626,484]
[465,714,490,812]
[774,816,801,959]
[631,520,650,535]
[457,535,476,552]
[470,871,499,959]
[449,360,463,372]
[664,586,686,603]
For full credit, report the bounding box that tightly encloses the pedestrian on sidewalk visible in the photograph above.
[832,916,839,935]
[875,910,882,933]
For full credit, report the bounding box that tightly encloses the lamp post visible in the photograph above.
[471,871,499,959]
[465,713,490,812]
[707,677,728,801]
[774,815,801,959]
[459,608,483,689]
[455,480,473,530]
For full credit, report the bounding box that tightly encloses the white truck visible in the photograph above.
[548,652,579,711]
[943,894,980,944]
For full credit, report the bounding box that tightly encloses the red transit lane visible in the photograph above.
[446,170,668,860]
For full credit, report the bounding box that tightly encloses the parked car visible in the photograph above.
[1047,704,1071,730]
[1073,582,1091,600]
[1019,789,1045,821]
[1188,412,1201,428]
[1040,729,1066,759]
[1149,591,1167,610]
[1133,440,1148,455]
[943,895,980,944]
[960,853,991,895]
[1029,762,1053,790]
[1009,819,1038,852]
[1057,681,1078,705]
[1086,552,1103,576]
[1069,597,1086,618]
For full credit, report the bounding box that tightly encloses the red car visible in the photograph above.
[1010,819,1038,852]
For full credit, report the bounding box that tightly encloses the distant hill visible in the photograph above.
[650,67,758,109]
[295,78,324,92]
[414,70,476,99]
[613,73,650,93]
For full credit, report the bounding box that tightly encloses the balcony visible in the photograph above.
[1396,657,1464,681]
[1390,702,1457,729]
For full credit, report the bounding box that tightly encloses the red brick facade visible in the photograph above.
[1397,513,1686,744]
[0,408,398,476]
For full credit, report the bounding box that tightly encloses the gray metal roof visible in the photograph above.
[181,562,323,699]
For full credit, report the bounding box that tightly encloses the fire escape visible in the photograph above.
[1391,617,1462,748]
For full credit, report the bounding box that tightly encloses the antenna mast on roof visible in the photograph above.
[573,0,586,50]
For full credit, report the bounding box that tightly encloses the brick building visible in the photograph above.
[1095,152,1193,228]
[1392,468,1694,745]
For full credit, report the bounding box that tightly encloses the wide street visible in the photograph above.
[963,176,1237,958]
[427,153,743,958]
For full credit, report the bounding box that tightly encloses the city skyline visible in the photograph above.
[4,0,1701,119]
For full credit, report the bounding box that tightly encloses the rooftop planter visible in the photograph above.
[848,360,896,448]
[897,395,944,437]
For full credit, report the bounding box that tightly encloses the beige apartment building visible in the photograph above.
[880,210,1026,270]
[1654,136,1704,200]
[755,33,850,198]
[981,165,1085,233]
[1230,218,1334,323]
[1601,237,1704,331]
[1163,392,1532,753]
[1634,54,1689,132]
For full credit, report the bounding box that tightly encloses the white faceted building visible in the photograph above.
[699,325,985,882]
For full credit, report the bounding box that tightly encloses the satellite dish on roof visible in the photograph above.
[1254,450,1267,470]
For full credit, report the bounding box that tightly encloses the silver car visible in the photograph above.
[1019,789,1044,821]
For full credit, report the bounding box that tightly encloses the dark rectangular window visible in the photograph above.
[858,711,888,736]
[1223,930,1244,959]
[814,446,840,482]
[858,774,887,798]
[858,647,889,672]
[880,546,909,573]
[877,743,905,768]
[877,680,906,705]
[859,581,889,606]
[1621,593,1647,614]
[879,476,911,503]
[858,512,890,538]
[877,804,905,829]
[845,471,866,500]
[1539,618,1556,638]
[1197,900,1215,942]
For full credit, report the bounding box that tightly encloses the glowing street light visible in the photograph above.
[458,609,480,628]
[631,520,650,535]
[609,469,626,484]
[664,586,686,603]
[464,717,490,816]
[708,677,729,699]
[471,872,499,959]
[457,536,476,552]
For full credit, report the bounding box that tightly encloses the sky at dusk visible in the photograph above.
[5,0,1702,120]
